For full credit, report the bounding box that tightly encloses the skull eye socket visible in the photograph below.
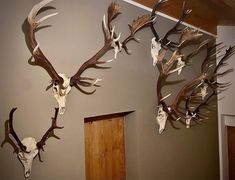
[53,87,58,92]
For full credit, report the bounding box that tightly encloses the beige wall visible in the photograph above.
[0,0,219,179]
[217,26,235,115]
[217,26,235,180]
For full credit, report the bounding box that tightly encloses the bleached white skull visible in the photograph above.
[52,73,72,114]
[17,137,39,178]
[185,111,197,128]
[176,56,185,75]
[156,105,168,134]
[110,26,122,59]
[199,83,208,100]
[151,37,161,66]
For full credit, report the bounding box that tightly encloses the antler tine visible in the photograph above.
[201,43,222,72]
[107,2,122,29]
[28,0,56,24]
[214,46,235,74]
[185,39,211,62]
[73,83,96,95]
[161,1,192,48]
[1,120,20,153]
[216,82,232,90]
[37,108,63,156]
[102,15,110,42]
[27,0,63,85]
[122,14,156,54]
[150,0,168,40]
[216,69,234,77]
[193,91,216,114]
[8,108,28,153]
[151,0,168,17]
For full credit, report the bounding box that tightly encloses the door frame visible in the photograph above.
[219,114,235,180]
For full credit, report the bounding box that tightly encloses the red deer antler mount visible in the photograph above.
[27,0,155,114]
[150,0,235,134]
[1,108,63,178]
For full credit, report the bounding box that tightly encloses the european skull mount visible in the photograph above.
[150,0,235,133]
[1,108,63,178]
[27,0,155,114]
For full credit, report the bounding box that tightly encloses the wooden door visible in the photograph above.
[85,114,126,180]
[228,126,235,180]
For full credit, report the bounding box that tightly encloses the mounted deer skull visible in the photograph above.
[1,108,63,178]
[17,137,39,178]
[149,0,235,133]
[52,74,72,114]
[151,37,162,66]
[156,105,168,134]
[27,0,155,114]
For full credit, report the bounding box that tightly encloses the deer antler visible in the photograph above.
[37,108,63,162]
[7,108,29,153]
[28,0,63,86]
[1,118,21,153]
[150,0,235,133]
[122,14,156,54]
[70,2,122,92]
[150,1,203,51]
[70,2,155,90]
[150,1,202,67]
[155,43,234,132]
[2,107,64,177]
[160,2,193,49]
[150,0,168,41]
[26,0,156,114]
[184,46,235,125]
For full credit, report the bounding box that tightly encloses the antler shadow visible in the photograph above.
[1,120,19,154]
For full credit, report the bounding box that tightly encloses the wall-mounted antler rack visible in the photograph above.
[27,0,155,115]
[149,0,235,134]
[1,108,63,178]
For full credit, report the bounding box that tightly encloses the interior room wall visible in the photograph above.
[0,0,219,179]
[217,26,235,180]
[217,26,235,115]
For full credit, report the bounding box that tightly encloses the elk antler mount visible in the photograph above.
[150,0,235,134]
[1,108,63,178]
[27,0,155,114]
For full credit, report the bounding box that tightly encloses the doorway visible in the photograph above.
[219,114,235,180]
[84,114,126,180]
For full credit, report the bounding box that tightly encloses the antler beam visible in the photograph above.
[37,108,64,162]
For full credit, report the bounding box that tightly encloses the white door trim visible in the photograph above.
[219,114,235,180]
